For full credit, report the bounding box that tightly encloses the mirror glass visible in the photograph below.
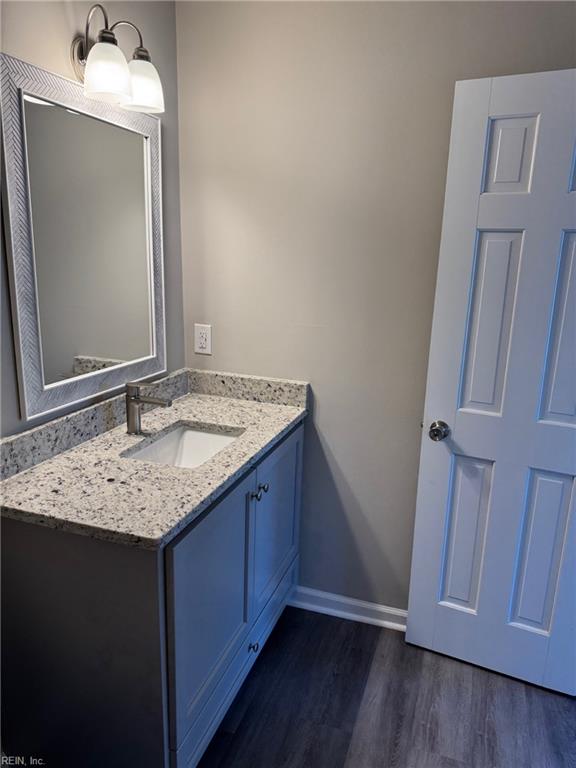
[23,94,153,385]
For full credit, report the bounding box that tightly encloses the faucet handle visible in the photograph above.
[127,380,173,408]
[126,381,141,398]
[126,381,172,435]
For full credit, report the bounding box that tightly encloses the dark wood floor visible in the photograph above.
[198,607,576,768]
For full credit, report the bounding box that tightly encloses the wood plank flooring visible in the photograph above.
[198,607,576,768]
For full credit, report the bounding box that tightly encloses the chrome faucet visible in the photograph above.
[125,382,173,435]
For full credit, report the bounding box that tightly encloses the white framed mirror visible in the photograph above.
[1,53,166,420]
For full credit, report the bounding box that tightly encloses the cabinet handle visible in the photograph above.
[258,483,270,494]
[251,490,263,502]
[248,642,260,654]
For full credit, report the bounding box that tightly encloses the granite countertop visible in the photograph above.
[0,392,306,549]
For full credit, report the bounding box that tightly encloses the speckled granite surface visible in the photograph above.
[73,355,125,375]
[189,370,308,409]
[1,392,306,549]
[0,370,190,481]
[1,369,309,548]
[1,369,309,480]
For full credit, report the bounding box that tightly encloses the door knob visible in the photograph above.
[428,420,451,442]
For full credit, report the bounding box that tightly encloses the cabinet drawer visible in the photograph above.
[172,558,298,768]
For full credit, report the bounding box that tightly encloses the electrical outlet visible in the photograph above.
[194,323,212,355]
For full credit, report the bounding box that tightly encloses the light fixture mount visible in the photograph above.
[70,3,164,113]
[70,3,113,82]
[133,47,152,63]
[97,29,118,46]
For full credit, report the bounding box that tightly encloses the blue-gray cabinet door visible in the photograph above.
[250,426,303,619]
[166,471,256,749]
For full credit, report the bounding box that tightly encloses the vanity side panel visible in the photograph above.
[1,518,168,768]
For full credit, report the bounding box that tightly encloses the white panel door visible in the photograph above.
[407,69,576,694]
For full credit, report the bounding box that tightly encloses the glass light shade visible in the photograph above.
[84,42,131,104]
[123,59,165,114]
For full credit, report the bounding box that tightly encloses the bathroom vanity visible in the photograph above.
[0,53,308,766]
[1,371,308,767]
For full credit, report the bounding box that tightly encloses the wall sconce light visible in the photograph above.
[71,3,165,114]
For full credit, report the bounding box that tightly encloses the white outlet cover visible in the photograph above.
[194,323,212,355]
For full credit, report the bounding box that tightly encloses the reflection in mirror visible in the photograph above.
[23,94,153,385]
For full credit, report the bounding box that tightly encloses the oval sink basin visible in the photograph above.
[129,425,241,469]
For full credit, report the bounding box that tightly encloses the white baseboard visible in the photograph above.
[288,585,407,632]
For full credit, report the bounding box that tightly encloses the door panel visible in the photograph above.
[540,231,576,425]
[460,231,522,413]
[440,455,492,612]
[510,470,573,633]
[483,115,539,193]
[407,69,576,694]
[251,427,302,618]
[166,472,255,748]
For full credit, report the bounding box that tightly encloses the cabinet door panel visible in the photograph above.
[172,559,299,768]
[167,472,255,748]
[251,426,303,617]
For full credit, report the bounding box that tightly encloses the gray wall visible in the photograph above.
[176,1,576,610]
[0,1,184,433]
